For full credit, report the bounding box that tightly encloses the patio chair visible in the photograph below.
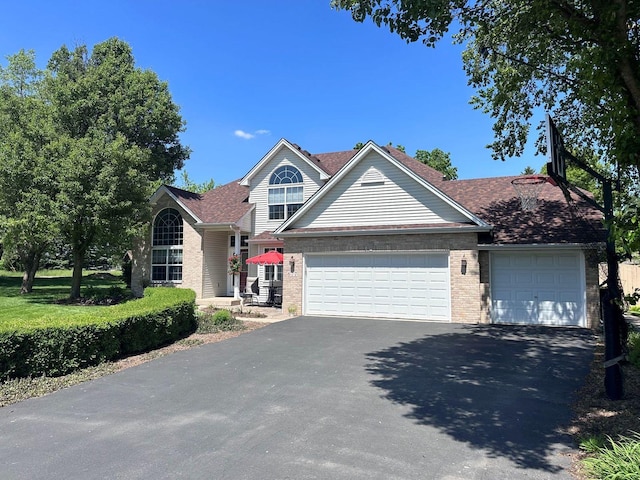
[241,278,260,306]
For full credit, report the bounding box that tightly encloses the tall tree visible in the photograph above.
[332,1,640,170]
[174,170,215,193]
[45,38,190,298]
[415,148,458,180]
[332,0,640,251]
[0,50,58,293]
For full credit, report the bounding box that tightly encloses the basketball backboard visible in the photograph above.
[546,113,566,181]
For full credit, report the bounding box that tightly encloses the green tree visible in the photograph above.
[0,50,59,293]
[332,0,640,252]
[388,142,405,153]
[521,166,536,175]
[174,170,215,193]
[332,1,640,169]
[45,38,190,299]
[415,148,458,180]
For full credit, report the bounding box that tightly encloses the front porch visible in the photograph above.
[196,296,242,309]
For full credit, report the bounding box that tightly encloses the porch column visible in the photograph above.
[233,229,240,299]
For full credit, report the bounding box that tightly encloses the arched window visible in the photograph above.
[152,208,183,282]
[268,166,303,220]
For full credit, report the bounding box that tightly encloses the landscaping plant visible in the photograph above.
[581,432,640,480]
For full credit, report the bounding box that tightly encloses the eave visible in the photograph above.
[275,224,492,238]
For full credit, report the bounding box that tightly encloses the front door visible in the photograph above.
[227,235,249,295]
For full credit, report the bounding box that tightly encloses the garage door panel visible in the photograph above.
[535,256,554,268]
[535,272,555,284]
[557,255,579,267]
[491,252,585,327]
[305,253,450,321]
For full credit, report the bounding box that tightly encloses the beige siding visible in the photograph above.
[202,231,229,298]
[249,146,324,234]
[291,151,469,229]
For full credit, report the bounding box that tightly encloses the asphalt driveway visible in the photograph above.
[0,317,595,480]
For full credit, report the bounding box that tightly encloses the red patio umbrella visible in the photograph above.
[245,250,283,265]
[245,250,283,306]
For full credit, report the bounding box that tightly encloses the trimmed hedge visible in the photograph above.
[0,288,197,380]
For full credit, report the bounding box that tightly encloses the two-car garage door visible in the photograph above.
[491,251,586,327]
[304,253,450,321]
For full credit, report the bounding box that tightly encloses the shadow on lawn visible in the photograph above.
[0,273,124,303]
[365,324,596,473]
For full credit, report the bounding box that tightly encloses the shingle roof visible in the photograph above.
[162,145,605,246]
[165,181,252,224]
[437,176,605,244]
[312,145,446,184]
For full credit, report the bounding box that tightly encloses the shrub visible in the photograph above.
[582,432,640,480]
[196,308,244,333]
[628,332,640,368]
[0,287,196,380]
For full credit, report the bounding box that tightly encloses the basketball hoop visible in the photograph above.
[511,175,548,211]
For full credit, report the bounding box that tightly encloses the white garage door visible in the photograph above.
[491,251,586,326]
[305,253,450,321]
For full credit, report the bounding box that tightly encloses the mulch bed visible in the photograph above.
[567,336,640,478]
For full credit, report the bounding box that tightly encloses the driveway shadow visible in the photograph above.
[365,324,595,473]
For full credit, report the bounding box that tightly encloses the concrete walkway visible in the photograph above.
[0,318,595,480]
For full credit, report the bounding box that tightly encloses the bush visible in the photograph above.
[0,287,196,380]
[628,332,640,368]
[196,308,244,333]
[582,432,640,480]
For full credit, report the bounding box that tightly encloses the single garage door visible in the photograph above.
[305,253,450,321]
[491,251,586,326]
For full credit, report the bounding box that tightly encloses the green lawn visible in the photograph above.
[0,270,126,328]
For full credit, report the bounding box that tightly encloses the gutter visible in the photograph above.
[478,243,605,250]
[276,225,492,238]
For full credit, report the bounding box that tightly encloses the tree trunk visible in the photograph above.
[70,249,85,299]
[20,251,41,294]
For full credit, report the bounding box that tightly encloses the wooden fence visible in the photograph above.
[602,263,640,296]
[620,263,640,295]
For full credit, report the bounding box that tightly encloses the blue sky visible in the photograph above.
[1,1,545,187]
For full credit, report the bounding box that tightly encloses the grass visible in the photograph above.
[581,432,640,479]
[0,269,124,327]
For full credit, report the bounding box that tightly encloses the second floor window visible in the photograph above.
[268,165,303,220]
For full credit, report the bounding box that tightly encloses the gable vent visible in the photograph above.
[360,167,385,185]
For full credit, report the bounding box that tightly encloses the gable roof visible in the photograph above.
[274,141,489,235]
[239,139,330,186]
[153,140,604,246]
[313,144,446,185]
[150,185,203,223]
[152,182,252,226]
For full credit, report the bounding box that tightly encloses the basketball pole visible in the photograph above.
[602,178,624,400]
[547,148,624,400]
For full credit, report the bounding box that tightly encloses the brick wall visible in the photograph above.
[131,197,204,298]
[131,226,151,298]
[584,250,601,329]
[283,234,599,328]
[284,232,481,324]
[478,250,491,324]
[180,220,204,298]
